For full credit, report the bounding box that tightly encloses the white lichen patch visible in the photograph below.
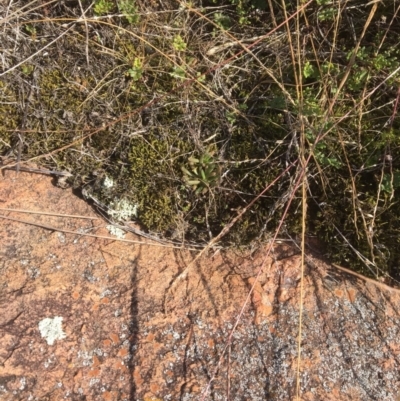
[19,377,26,390]
[38,316,66,345]
[108,198,138,221]
[106,225,126,239]
[102,176,114,189]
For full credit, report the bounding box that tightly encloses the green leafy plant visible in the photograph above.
[196,71,206,83]
[181,151,219,194]
[127,58,143,81]
[94,0,113,15]
[226,111,237,125]
[303,61,317,79]
[316,0,336,21]
[24,24,37,38]
[381,172,400,195]
[306,130,342,170]
[230,0,250,25]
[301,88,323,116]
[172,35,187,52]
[213,12,232,31]
[171,65,186,80]
[318,7,336,22]
[118,0,140,24]
[21,64,34,75]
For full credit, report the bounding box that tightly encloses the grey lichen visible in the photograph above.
[38,316,66,345]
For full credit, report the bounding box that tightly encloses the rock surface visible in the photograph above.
[0,169,400,401]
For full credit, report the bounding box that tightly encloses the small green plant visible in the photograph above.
[231,0,250,25]
[213,12,232,30]
[318,7,336,22]
[306,130,342,169]
[344,46,400,91]
[24,24,37,38]
[381,172,400,195]
[303,61,317,79]
[301,88,323,116]
[196,71,206,83]
[21,64,34,75]
[316,0,336,21]
[94,0,113,15]
[226,111,237,125]
[171,65,186,80]
[127,58,143,81]
[118,0,140,24]
[172,35,187,52]
[181,151,219,194]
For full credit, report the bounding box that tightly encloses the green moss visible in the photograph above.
[0,80,18,154]
[128,132,192,232]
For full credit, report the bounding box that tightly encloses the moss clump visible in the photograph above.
[0,80,19,154]
[127,132,192,233]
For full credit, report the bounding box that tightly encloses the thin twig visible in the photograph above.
[2,165,72,176]
[332,263,400,294]
[0,207,98,219]
[0,214,198,250]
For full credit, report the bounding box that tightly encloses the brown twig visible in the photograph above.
[0,207,98,220]
[332,263,400,294]
[2,164,72,176]
[0,214,198,250]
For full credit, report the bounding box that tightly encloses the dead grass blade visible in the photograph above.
[0,207,99,219]
[0,213,198,250]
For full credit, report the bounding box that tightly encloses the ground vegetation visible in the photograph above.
[1,0,400,280]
